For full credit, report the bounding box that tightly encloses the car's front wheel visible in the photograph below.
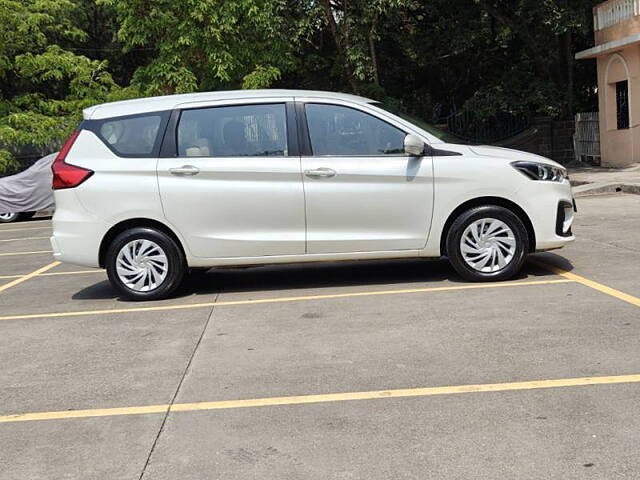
[105,227,186,301]
[446,205,529,282]
[0,212,19,223]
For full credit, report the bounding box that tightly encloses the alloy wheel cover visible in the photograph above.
[116,239,169,292]
[460,218,517,273]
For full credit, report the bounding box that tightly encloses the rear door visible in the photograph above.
[298,100,434,254]
[69,112,169,229]
[157,99,305,258]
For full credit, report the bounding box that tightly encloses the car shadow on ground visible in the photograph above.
[72,253,574,302]
[533,251,575,272]
[17,215,53,223]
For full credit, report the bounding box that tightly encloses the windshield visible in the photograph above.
[372,102,466,144]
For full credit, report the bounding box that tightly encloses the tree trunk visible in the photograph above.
[368,18,380,86]
[319,0,358,92]
[565,30,574,118]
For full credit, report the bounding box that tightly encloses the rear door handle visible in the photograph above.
[169,165,200,176]
[304,168,336,178]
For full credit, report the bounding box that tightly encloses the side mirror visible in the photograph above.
[404,134,426,157]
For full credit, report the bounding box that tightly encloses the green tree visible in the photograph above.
[0,0,603,175]
[0,0,134,174]
[469,0,599,117]
[101,0,304,94]
[316,0,420,96]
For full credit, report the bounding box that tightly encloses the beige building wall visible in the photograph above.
[577,1,640,167]
[597,46,640,167]
[596,16,640,44]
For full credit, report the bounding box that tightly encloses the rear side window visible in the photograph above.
[177,103,287,157]
[98,115,163,156]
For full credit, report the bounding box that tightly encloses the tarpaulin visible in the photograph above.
[0,153,56,214]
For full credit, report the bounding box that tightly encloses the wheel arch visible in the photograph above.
[440,196,536,256]
[99,218,187,268]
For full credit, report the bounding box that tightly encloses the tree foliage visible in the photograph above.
[100,0,303,93]
[0,0,601,174]
[0,0,137,173]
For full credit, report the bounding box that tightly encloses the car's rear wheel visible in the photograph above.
[0,212,19,223]
[446,205,529,282]
[105,227,186,301]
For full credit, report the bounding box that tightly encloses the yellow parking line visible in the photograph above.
[0,236,50,243]
[0,250,52,257]
[0,261,61,294]
[2,373,639,424]
[0,226,51,233]
[0,270,103,280]
[0,278,573,322]
[533,260,640,307]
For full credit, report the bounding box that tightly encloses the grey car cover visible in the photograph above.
[0,153,57,214]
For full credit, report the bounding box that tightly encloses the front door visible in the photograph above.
[158,101,305,258]
[300,102,434,254]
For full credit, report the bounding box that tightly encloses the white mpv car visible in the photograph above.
[51,90,575,300]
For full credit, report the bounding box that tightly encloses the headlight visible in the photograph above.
[511,161,568,182]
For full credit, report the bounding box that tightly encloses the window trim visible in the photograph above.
[300,102,411,158]
[82,110,171,158]
[161,101,298,159]
[295,102,313,156]
[159,109,180,158]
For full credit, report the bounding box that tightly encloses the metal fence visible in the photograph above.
[446,110,531,144]
[573,112,601,165]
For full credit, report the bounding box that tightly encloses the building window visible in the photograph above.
[616,80,630,130]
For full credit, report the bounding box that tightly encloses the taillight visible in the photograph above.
[52,130,94,190]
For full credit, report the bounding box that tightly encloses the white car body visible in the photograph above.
[51,89,574,293]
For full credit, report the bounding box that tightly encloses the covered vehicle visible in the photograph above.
[0,153,56,223]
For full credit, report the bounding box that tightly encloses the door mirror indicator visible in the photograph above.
[404,134,426,156]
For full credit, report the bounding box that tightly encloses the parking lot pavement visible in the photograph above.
[0,219,54,278]
[141,385,640,480]
[0,194,638,479]
[557,194,640,297]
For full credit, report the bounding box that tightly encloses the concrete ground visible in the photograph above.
[0,194,638,479]
[570,163,640,196]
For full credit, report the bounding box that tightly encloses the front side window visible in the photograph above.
[305,104,406,156]
[98,115,162,156]
[177,103,287,157]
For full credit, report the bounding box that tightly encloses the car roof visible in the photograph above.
[83,89,374,120]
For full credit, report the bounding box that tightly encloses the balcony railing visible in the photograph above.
[595,0,640,31]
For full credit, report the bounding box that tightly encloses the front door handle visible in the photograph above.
[304,167,336,178]
[169,165,200,176]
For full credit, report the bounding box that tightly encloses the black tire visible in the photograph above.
[446,205,529,282]
[105,227,186,301]
[0,212,19,223]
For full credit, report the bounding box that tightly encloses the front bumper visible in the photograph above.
[518,179,576,251]
[555,200,576,238]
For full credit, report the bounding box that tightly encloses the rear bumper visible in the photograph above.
[50,190,106,268]
[50,221,104,268]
